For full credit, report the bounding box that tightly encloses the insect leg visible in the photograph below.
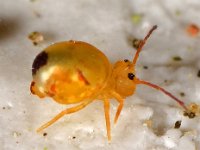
[37,99,94,132]
[104,98,111,142]
[110,91,124,124]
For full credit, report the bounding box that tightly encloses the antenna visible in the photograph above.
[132,25,157,65]
[136,79,188,110]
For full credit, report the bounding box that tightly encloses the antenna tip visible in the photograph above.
[153,25,158,29]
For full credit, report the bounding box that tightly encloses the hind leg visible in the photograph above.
[37,99,93,132]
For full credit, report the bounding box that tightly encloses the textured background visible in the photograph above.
[0,0,200,149]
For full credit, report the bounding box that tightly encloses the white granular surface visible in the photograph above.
[0,0,200,150]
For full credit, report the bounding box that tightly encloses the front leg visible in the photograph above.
[110,91,124,124]
[104,98,111,142]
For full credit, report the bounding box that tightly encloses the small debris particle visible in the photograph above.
[2,107,5,109]
[186,24,199,37]
[131,14,142,24]
[184,130,197,136]
[43,147,48,150]
[197,70,200,78]
[143,66,148,69]
[143,119,152,128]
[28,31,44,45]
[132,38,141,49]
[30,0,38,2]
[187,103,200,116]
[43,132,47,137]
[33,11,42,18]
[173,56,182,61]
[187,46,193,51]
[72,136,76,139]
[188,112,196,118]
[12,131,21,138]
[175,10,181,16]
[183,111,188,116]
[180,92,185,97]
[174,120,181,129]
[183,111,196,118]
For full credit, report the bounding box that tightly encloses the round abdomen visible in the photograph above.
[31,41,111,104]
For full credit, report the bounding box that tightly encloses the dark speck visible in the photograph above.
[143,66,148,69]
[33,42,38,46]
[174,120,181,129]
[180,92,185,97]
[173,56,182,61]
[183,111,196,118]
[2,107,5,110]
[43,132,47,136]
[132,38,141,49]
[32,51,48,75]
[197,70,200,78]
[188,112,196,118]
[72,136,76,139]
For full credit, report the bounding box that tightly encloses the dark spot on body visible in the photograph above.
[30,81,35,94]
[128,73,135,80]
[174,120,181,129]
[32,51,48,75]
[197,70,200,77]
[77,69,90,85]
[124,59,129,62]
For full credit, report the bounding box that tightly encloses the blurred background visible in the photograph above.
[0,0,200,149]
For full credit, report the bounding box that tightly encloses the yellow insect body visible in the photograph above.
[31,26,193,141]
[31,41,111,104]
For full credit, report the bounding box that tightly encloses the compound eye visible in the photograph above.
[124,59,129,62]
[128,73,135,80]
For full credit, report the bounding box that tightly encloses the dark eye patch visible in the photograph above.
[128,73,135,80]
[32,51,48,75]
[124,59,129,62]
